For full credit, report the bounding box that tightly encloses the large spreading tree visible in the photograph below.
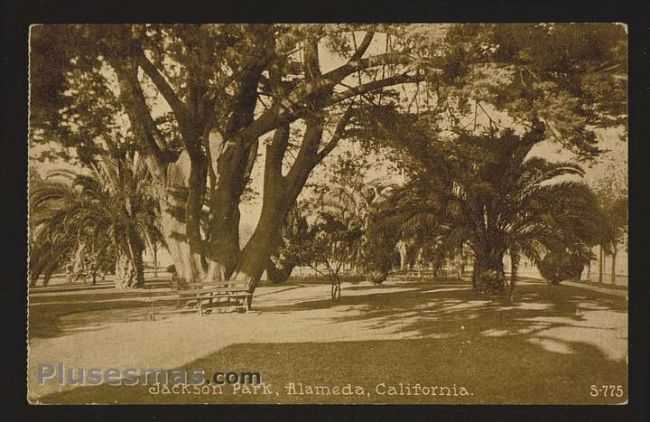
[30,24,626,297]
[30,24,434,291]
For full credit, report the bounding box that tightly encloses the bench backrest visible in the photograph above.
[180,281,250,291]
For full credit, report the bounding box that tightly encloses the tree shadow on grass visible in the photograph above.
[28,300,153,339]
[36,281,627,405]
[37,335,626,405]
[28,277,179,339]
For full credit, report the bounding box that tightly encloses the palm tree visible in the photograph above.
[29,152,163,288]
[29,174,109,286]
[440,126,603,293]
[365,124,604,294]
[364,178,444,283]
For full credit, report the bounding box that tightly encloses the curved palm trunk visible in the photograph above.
[114,240,145,288]
[472,247,507,294]
[66,242,88,284]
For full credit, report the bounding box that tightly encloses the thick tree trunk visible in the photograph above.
[203,133,259,282]
[472,248,506,294]
[205,186,244,280]
[228,116,326,295]
[233,228,281,288]
[113,59,217,286]
[142,122,246,289]
[229,189,291,290]
[159,194,206,286]
[158,150,228,286]
[130,56,341,298]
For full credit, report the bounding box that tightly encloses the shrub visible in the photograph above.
[539,251,585,284]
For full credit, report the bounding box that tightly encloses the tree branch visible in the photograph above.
[285,114,324,191]
[303,38,322,81]
[265,123,290,186]
[110,59,174,168]
[337,52,413,81]
[326,73,424,107]
[228,58,426,152]
[349,31,374,63]
[317,102,356,161]
[134,48,191,136]
[275,53,414,116]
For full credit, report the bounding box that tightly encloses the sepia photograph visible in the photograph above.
[26,23,629,405]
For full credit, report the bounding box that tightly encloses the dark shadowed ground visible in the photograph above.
[28,276,627,404]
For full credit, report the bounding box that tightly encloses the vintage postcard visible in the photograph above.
[27,23,628,405]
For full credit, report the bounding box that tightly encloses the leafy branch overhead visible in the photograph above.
[29,23,627,293]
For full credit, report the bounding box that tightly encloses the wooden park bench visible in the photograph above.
[148,281,252,320]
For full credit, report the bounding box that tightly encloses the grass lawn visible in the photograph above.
[29,277,627,405]
[567,279,629,292]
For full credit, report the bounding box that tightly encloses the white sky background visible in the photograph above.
[28,26,628,250]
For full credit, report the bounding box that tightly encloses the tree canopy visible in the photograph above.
[29,23,627,295]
